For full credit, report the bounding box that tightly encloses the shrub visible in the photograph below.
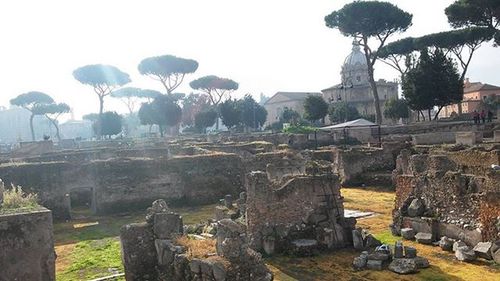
[1,182,39,210]
[283,125,317,134]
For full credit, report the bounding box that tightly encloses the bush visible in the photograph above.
[283,125,317,134]
[1,182,39,210]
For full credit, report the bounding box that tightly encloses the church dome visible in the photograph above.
[343,41,367,67]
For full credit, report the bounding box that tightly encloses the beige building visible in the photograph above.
[263,92,321,125]
[439,79,500,118]
[321,42,398,124]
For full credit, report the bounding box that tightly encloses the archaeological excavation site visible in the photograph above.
[2,2,500,280]
[1,122,499,281]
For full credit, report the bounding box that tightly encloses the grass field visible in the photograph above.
[54,204,217,281]
[54,188,499,281]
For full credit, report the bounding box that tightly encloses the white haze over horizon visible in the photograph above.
[1,0,499,121]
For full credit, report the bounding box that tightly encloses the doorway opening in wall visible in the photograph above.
[69,187,94,219]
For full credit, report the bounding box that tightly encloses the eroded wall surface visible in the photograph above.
[392,147,500,245]
[0,208,55,281]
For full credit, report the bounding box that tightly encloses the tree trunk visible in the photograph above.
[428,109,432,121]
[362,53,383,124]
[47,117,61,141]
[159,125,164,137]
[97,96,104,139]
[434,106,444,120]
[29,113,35,141]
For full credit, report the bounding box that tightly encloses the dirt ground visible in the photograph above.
[53,187,499,281]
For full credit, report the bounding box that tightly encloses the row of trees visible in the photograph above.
[71,54,242,138]
[325,0,499,123]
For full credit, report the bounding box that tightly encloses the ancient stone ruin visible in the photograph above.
[120,199,272,281]
[392,146,500,263]
[246,170,356,256]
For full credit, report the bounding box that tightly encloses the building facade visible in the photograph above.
[321,42,398,124]
[263,92,322,126]
[439,79,500,118]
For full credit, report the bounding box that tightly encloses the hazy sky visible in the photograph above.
[0,0,499,119]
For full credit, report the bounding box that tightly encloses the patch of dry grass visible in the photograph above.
[268,187,500,281]
[0,182,39,212]
[175,236,216,259]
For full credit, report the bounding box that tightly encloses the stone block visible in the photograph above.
[407,199,425,217]
[352,229,364,250]
[402,217,439,240]
[155,239,177,266]
[414,256,430,269]
[367,252,390,261]
[173,254,190,280]
[153,213,183,239]
[290,239,319,257]
[473,242,493,260]
[415,232,433,245]
[493,248,500,264]
[212,261,227,281]
[224,194,233,208]
[388,258,418,274]
[353,255,367,270]
[494,130,500,142]
[190,258,203,274]
[404,246,417,258]
[401,228,416,240]
[366,259,383,270]
[453,241,467,252]
[120,222,158,281]
[455,131,482,146]
[455,246,476,262]
[437,236,453,252]
[0,208,55,281]
[364,234,382,248]
[394,241,404,258]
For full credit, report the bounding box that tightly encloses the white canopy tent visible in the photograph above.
[319,118,381,147]
[319,118,377,130]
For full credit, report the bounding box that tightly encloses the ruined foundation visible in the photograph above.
[0,208,56,281]
[392,147,500,246]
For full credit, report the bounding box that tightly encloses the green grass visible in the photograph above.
[58,238,123,281]
[55,203,218,280]
[374,229,400,245]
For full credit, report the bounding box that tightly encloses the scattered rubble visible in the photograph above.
[352,241,430,275]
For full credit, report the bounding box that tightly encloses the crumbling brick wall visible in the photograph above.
[246,171,355,253]
[393,148,500,244]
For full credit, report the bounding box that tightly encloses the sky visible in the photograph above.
[0,0,499,120]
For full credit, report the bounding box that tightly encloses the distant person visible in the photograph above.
[472,110,479,124]
[480,109,486,124]
[487,110,493,123]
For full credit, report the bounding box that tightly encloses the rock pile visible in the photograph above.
[352,241,430,275]
[438,236,500,263]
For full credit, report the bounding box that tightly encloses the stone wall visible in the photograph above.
[120,200,273,281]
[0,153,244,219]
[0,208,55,281]
[245,171,356,254]
[392,148,500,245]
[332,143,402,186]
